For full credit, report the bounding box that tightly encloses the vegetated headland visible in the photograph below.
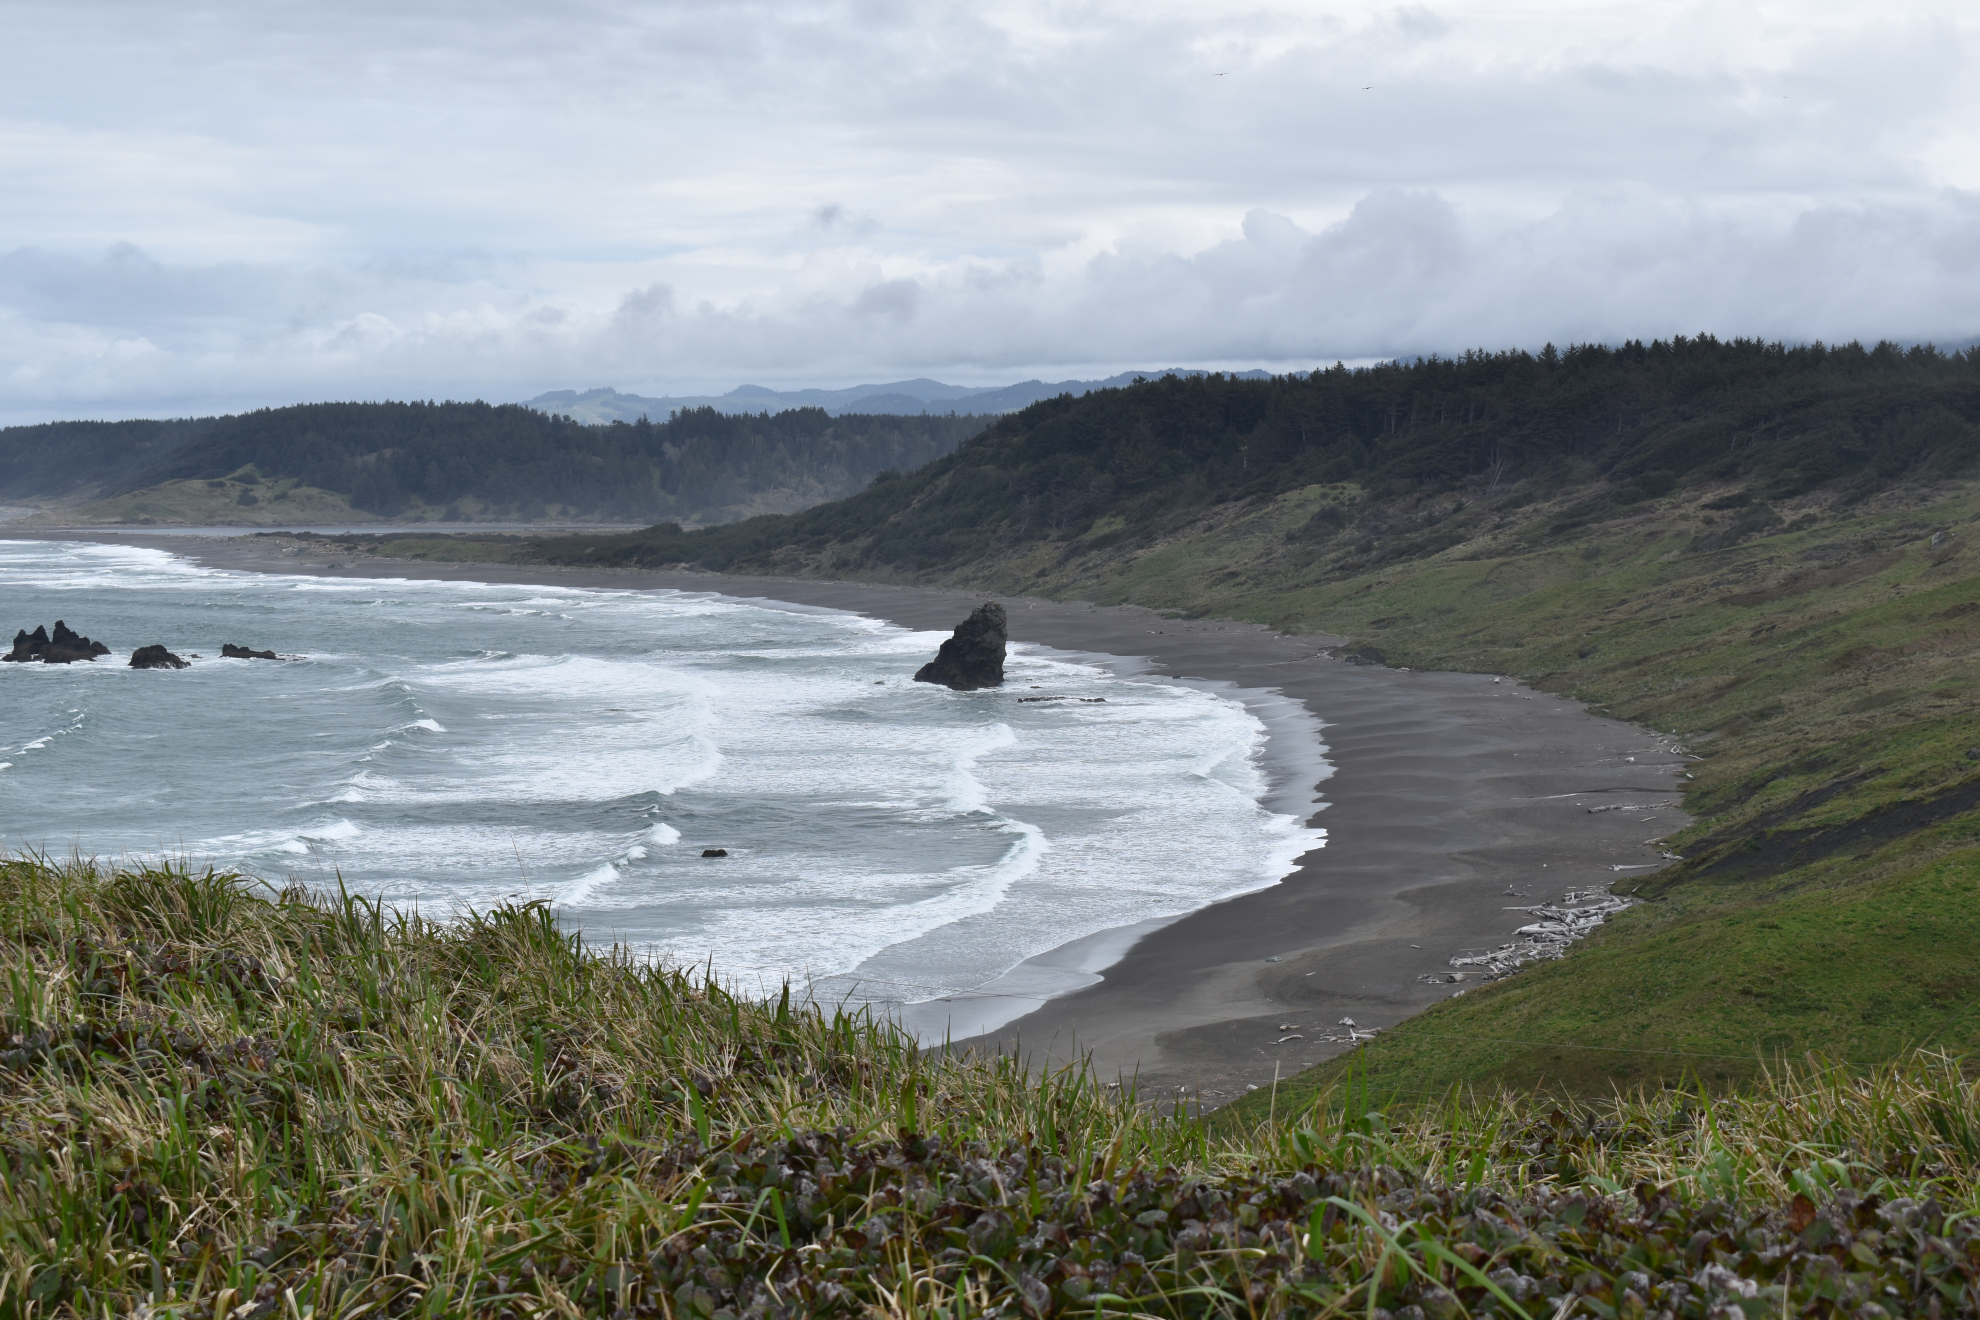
[340,336,1980,1103]
[0,402,986,528]
[15,335,1980,1316]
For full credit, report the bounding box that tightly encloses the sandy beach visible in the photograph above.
[12,529,1689,1105]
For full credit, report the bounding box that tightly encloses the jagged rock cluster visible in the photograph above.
[4,621,111,665]
[912,603,1007,690]
[3,621,286,669]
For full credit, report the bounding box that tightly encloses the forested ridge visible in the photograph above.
[0,417,218,505]
[522,336,1980,572]
[0,400,985,523]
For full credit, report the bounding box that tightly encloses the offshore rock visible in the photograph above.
[222,643,280,660]
[2,626,45,662]
[129,645,191,670]
[913,603,1007,691]
[5,621,110,664]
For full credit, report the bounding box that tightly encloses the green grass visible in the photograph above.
[11,857,1980,1316]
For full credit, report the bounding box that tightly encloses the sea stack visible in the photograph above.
[912,603,1007,691]
[221,643,280,660]
[4,621,110,664]
[129,645,191,670]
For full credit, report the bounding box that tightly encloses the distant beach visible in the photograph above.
[9,528,1689,1103]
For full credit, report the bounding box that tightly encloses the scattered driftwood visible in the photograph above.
[1450,889,1636,978]
[1308,1015,1382,1045]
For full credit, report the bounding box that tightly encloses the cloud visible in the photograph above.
[0,0,1976,420]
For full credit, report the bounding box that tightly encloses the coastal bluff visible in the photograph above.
[912,602,1007,690]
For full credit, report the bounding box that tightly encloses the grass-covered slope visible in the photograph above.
[351,339,1980,1099]
[11,858,1980,1317]
[42,472,379,527]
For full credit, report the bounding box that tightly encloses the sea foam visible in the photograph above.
[0,537,1326,1017]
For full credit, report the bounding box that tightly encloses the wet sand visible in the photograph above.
[14,529,1690,1104]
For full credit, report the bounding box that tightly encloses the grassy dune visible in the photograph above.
[9,857,1980,1317]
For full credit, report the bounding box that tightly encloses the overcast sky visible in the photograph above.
[1,0,1976,422]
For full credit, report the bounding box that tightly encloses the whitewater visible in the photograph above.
[0,539,1323,1024]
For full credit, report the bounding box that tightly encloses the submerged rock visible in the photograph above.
[129,644,190,670]
[912,603,1007,691]
[4,621,110,664]
[221,643,280,660]
[701,848,729,858]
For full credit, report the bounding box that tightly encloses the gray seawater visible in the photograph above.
[0,539,1321,1019]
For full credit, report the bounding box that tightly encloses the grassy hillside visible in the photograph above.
[9,858,1980,1316]
[350,339,1980,1099]
[31,470,381,527]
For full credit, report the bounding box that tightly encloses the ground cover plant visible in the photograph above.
[10,857,1980,1317]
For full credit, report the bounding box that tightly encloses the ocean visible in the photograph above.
[0,538,1324,1034]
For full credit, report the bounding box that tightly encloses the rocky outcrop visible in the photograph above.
[129,645,190,670]
[4,621,111,664]
[221,643,279,660]
[912,603,1007,691]
[3,627,45,663]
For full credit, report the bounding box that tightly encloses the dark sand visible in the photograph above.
[16,530,1690,1104]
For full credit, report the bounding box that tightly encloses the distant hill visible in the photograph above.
[524,370,1275,424]
[0,402,986,526]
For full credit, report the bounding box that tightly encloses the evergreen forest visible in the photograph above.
[0,401,986,524]
[517,336,1980,572]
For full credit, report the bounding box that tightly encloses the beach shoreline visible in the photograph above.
[6,528,1691,1104]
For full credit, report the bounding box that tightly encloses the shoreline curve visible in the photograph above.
[4,529,1692,1104]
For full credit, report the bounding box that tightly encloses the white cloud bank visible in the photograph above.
[1,0,1976,421]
